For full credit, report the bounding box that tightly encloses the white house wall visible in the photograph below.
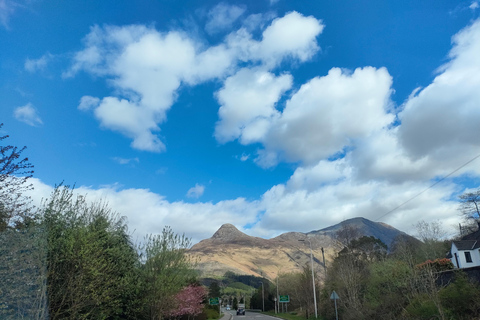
[451,243,480,268]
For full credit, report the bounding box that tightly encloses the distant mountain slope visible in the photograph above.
[310,217,413,248]
[188,217,417,282]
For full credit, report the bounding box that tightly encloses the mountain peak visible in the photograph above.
[211,224,250,241]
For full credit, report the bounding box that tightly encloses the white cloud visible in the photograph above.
[226,11,324,68]
[257,66,393,166]
[0,0,16,29]
[69,25,234,152]
[24,53,53,72]
[27,179,260,243]
[470,1,479,10]
[67,12,323,153]
[13,103,43,126]
[50,15,480,245]
[254,175,460,239]
[112,157,139,165]
[398,19,480,169]
[205,3,245,35]
[258,11,324,66]
[78,95,100,111]
[239,153,250,161]
[187,183,205,199]
[214,68,292,144]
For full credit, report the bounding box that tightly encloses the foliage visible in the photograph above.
[43,186,139,319]
[208,281,221,298]
[202,306,219,320]
[227,281,253,291]
[138,227,196,320]
[362,259,411,318]
[416,258,454,271]
[459,189,480,225]
[168,285,207,318]
[0,123,35,231]
[439,271,480,319]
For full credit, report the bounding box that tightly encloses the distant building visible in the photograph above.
[448,228,480,268]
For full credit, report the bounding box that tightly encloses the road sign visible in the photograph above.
[330,291,339,320]
[209,297,219,305]
[279,295,290,303]
[330,291,339,300]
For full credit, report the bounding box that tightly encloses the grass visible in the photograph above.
[262,311,325,320]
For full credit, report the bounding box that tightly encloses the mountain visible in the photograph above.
[309,217,412,248]
[188,217,416,282]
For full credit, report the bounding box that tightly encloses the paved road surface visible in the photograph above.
[222,310,281,320]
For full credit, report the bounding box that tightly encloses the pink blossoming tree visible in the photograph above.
[169,285,207,319]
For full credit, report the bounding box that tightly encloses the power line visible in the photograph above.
[375,153,480,222]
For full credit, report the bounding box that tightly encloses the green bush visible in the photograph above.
[404,294,439,319]
[203,306,219,319]
[439,272,480,319]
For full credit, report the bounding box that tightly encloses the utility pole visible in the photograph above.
[299,238,318,318]
[276,275,279,314]
[261,281,265,312]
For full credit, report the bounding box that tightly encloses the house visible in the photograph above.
[448,228,480,269]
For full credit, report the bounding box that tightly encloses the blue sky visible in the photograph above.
[1,0,480,243]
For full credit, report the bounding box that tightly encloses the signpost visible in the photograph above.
[278,295,290,313]
[330,291,339,320]
[209,298,221,316]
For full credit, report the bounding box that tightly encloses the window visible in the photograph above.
[465,251,473,263]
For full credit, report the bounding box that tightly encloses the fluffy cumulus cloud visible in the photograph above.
[214,68,292,144]
[244,19,480,238]
[45,10,480,241]
[251,67,393,166]
[13,103,43,126]
[226,11,324,68]
[397,18,480,175]
[27,179,260,243]
[69,11,323,152]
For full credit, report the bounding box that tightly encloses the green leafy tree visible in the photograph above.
[138,226,196,320]
[43,186,139,320]
[208,281,221,299]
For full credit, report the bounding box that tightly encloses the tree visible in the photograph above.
[0,123,34,231]
[414,220,450,260]
[43,186,139,320]
[168,285,207,320]
[459,189,480,228]
[208,281,221,299]
[138,227,196,320]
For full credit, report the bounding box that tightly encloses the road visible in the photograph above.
[222,309,281,320]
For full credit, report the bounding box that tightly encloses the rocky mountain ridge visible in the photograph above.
[188,217,415,282]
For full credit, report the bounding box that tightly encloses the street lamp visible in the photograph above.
[299,238,318,318]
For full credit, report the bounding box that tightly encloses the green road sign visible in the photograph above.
[209,297,219,305]
[279,295,290,303]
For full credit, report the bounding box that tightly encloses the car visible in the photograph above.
[237,308,245,315]
[226,307,231,311]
